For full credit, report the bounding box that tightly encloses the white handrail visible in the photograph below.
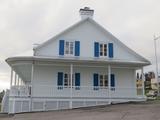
[10,85,143,98]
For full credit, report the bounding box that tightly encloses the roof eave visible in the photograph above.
[6,56,151,67]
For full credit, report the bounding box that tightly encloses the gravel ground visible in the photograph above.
[1,102,160,120]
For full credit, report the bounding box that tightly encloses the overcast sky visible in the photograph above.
[0,0,160,91]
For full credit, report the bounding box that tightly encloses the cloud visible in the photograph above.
[0,72,10,92]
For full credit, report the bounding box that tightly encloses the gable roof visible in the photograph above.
[34,18,150,64]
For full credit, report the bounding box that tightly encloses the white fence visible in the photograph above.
[10,85,143,98]
[10,85,31,97]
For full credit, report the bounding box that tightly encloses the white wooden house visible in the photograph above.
[1,7,150,114]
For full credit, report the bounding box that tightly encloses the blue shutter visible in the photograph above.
[75,73,80,90]
[94,42,99,57]
[57,72,63,89]
[93,73,99,90]
[59,40,64,55]
[111,74,115,87]
[75,41,80,56]
[108,43,113,58]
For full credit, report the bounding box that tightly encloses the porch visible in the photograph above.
[5,56,147,113]
[8,58,145,99]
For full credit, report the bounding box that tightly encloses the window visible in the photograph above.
[93,73,108,90]
[99,43,107,56]
[58,72,81,90]
[64,73,74,87]
[64,74,69,86]
[65,41,74,55]
[99,74,108,88]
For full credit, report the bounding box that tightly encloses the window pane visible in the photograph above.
[64,74,68,86]
[99,43,108,56]
[70,42,74,55]
[100,52,103,56]
[64,73,75,87]
[104,75,108,79]
[72,74,74,86]
[64,79,68,86]
[104,75,108,86]
[66,42,69,45]
[100,75,103,79]
[100,44,103,51]
[68,74,71,86]
[100,75,103,86]
[100,44,103,56]
[70,47,73,54]
[104,44,107,56]
[65,74,67,78]
[70,42,73,46]
[65,42,69,54]
[105,80,108,86]
[100,44,103,48]
[65,42,74,55]
[66,50,69,54]
[68,74,74,86]
[100,80,103,86]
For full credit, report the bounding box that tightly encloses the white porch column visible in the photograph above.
[17,75,20,86]
[20,78,23,86]
[10,68,13,88]
[70,64,73,109]
[14,72,17,86]
[30,62,34,111]
[19,78,21,86]
[20,79,22,86]
[141,67,145,96]
[108,65,111,104]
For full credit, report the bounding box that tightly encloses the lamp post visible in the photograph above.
[154,35,160,95]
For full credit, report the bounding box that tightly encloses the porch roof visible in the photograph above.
[6,56,150,67]
[6,56,150,82]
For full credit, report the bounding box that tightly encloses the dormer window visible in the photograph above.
[65,41,74,55]
[94,42,113,58]
[100,43,107,57]
[59,40,80,56]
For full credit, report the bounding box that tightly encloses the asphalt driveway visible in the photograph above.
[1,101,160,120]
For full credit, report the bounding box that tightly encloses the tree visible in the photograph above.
[0,90,5,103]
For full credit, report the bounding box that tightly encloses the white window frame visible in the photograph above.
[63,73,74,88]
[99,43,107,57]
[99,74,108,88]
[65,41,74,56]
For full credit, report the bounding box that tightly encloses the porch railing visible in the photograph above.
[10,85,144,98]
[10,85,31,97]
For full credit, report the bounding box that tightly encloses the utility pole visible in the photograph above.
[154,35,160,95]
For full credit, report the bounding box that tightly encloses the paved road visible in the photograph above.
[1,102,160,120]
